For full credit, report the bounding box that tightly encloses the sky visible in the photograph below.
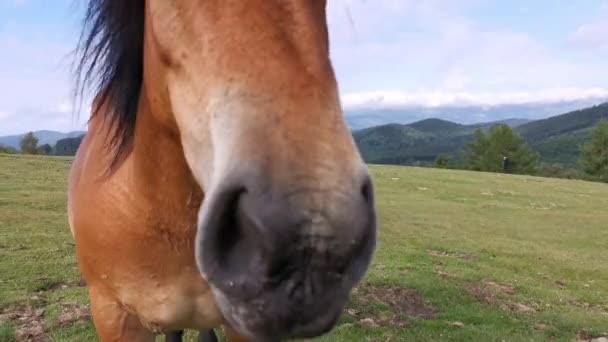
[1,0,608,135]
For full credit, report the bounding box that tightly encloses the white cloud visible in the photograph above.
[341,87,608,109]
[55,101,73,114]
[328,0,608,96]
[0,26,85,135]
[568,16,608,51]
[0,107,87,135]
[1,1,608,134]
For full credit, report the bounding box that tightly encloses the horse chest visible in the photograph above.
[115,266,224,332]
[77,202,223,331]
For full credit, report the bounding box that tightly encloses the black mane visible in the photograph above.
[74,0,145,169]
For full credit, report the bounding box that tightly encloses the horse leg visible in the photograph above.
[166,330,184,342]
[89,287,155,342]
[79,275,87,287]
[198,329,218,342]
[223,326,251,342]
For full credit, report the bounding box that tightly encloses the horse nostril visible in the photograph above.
[360,175,374,206]
[198,185,257,282]
[212,189,242,267]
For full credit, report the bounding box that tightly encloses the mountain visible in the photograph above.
[0,130,86,150]
[345,98,606,130]
[481,118,532,128]
[354,121,477,165]
[517,102,608,164]
[407,118,464,133]
[517,103,608,142]
[353,102,608,166]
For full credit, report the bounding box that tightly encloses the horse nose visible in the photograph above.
[195,168,377,338]
[196,169,376,283]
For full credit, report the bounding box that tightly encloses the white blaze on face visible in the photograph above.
[168,79,264,193]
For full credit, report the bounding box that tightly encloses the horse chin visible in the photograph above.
[208,279,352,341]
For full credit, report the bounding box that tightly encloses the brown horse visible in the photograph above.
[68,0,377,341]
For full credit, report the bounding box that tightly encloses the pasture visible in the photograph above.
[0,153,607,341]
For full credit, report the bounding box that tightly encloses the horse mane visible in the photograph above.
[74,0,145,170]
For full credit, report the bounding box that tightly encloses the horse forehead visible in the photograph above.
[148,0,326,33]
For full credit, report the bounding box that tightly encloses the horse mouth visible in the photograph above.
[208,267,354,341]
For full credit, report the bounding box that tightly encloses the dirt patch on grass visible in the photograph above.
[0,299,90,341]
[577,330,608,342]
[0,306,47,342]
[571,301,608,314]
[484,281,516,295]
[428,249,474,261]
[56,304,91,328]
[468,280,537,313]
[34,278,86,292]
[347,285,435,328]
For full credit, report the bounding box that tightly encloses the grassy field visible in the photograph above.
[1,153,607,341]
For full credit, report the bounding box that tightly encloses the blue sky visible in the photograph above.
[1,0,608,135]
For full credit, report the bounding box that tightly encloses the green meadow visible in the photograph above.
[1,154,607,341]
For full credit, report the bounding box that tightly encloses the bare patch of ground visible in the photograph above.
[348,285,435,328]
[0,299,90,341]
[571,301,608,315]
[434,267,455,279]
[0,306,47,342]
[56,304,91,328]
[577,330,608,342]
[467,279,537,313]
[34,278,86,292]
[428,249,474,261]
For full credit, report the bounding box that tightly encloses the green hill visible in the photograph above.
[354,102,608,166]
[517,103,608,142]
[407,118,465,134]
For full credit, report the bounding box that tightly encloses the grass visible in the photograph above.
[1,153,607,341]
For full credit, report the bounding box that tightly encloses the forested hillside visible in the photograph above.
[353,103,608,166]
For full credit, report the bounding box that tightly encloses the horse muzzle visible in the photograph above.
[194,168,377,340]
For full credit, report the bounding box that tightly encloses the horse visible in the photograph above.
[68,0,377,341]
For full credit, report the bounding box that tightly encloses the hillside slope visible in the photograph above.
[354,102,608,165]
[344,98,605,130]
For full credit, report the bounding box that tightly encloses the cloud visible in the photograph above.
[0,22,85,135]
[1,1,608,135]
[55,101,73,114]
[328,0,608,95]
[568,15,608,51]
[0,107,86,135]
[341,87,608,109]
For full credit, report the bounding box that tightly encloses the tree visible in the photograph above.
[36,144,53,155]
[580,120,608,181]
[0,144,17,154]
[434,154,450,169]
[54,135,85,156]
[463,128,490,171]
[463,124,538,174]
[20,132,39,154]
